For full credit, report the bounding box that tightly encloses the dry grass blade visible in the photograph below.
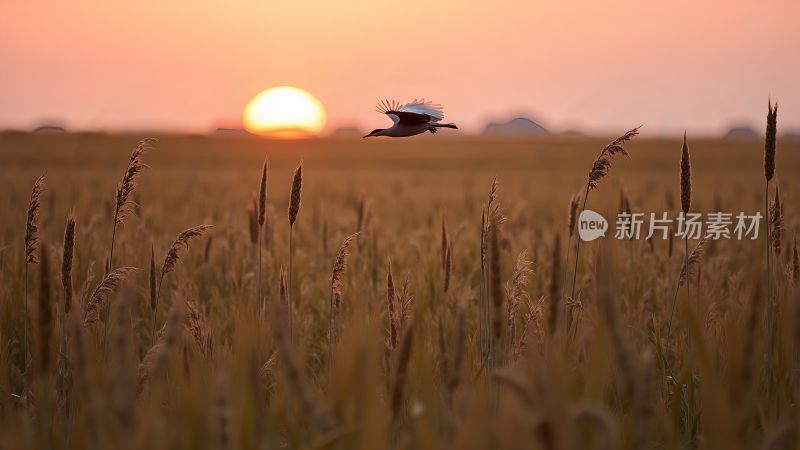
[83,267,138,326]
[160,225,214,281]
[25,174,46,264]
[62,213,76,314]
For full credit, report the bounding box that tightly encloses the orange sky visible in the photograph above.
[1,0,798,135]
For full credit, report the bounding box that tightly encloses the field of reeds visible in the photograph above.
[0,122,799,450]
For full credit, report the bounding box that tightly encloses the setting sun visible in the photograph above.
[243,86,326,138]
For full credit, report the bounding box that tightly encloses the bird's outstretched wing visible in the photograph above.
[376,99,445,124]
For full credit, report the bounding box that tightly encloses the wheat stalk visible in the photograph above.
[58,214,75,410]
[287,161,302,342]
[561,192,581,330]
[104,138,155,346]
[23,174,45,386]
[569,127,639,326]
[764,100,778,397]
[329,232,359,363]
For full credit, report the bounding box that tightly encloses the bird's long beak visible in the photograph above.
[362,133,371,138]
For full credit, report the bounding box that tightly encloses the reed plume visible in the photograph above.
[160,225,214,283]
[570,128,639,312]
[83,267,137,327]
[330,232,359,311]
[104,138,155,345]
[587,127,639,191]
[257,158,268,313]
[149,224,211,340]
[23,174,45,380]
[25,174,46,264]
[287,161,302,341]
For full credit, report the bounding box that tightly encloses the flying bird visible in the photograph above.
[364,99,458,138]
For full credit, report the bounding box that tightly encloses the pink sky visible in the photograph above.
[1,0,799,135]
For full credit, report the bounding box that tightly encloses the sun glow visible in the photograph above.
[243,86,326,138]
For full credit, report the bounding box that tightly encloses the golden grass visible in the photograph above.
[0,131,799,449]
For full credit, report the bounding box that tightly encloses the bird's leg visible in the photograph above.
[428,126,438,134]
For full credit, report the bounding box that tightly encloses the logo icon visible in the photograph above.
[578,210,608,241]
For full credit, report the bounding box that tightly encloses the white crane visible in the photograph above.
[363,99,458,138]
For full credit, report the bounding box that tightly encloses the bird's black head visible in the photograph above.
[363,128,384,138]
